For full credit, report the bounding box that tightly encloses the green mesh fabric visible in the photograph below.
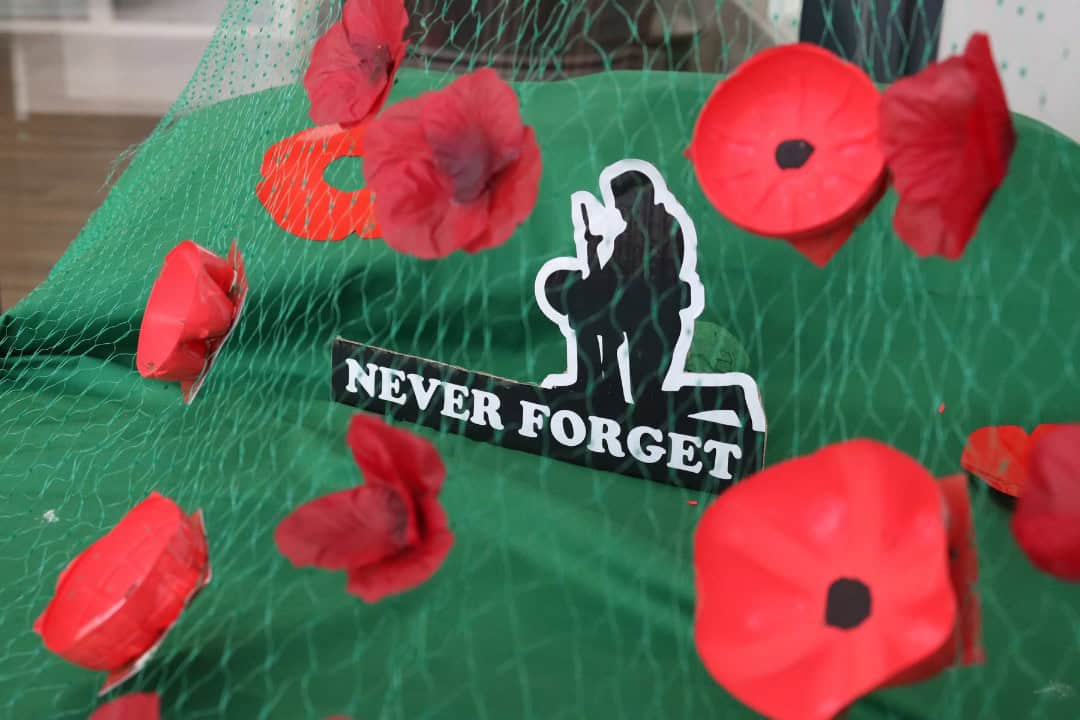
[3,2,1080,719]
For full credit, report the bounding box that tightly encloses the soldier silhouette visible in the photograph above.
[541,169,690,404]
[606,169,690,401]
[541,199,624,399]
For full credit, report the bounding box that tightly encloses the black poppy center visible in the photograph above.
[825,577,872,630]
[774,138,815,170]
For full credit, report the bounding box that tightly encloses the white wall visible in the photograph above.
[940,0,1079,142]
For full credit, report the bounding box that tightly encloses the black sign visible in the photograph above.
[332,159,766,492]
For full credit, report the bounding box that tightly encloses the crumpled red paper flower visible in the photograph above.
[256,123,380,242]
[363,67,542,259]
[1012,424,1080,580]
[304,0,409,127]
[136,240,247,403]
[888,474,983,685]
[961,424,1066,497]
[90,693,160,720]
[35,493,211,695]
[688,43,886,266]
[275,414,453,603]
[694,440,955,720]
[880,33,1016,259]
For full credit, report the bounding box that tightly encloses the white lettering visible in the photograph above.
[345,360,378,396]
[377,367,407,405]
[471,389,504,430]
[703,440,742,480]
[551,410,587,447]
[519,401,551,438]
[627,426,664,463]
[668,432,703,473]
[406,373,441,411]
[587,416,625,457]
[441,382,471,420]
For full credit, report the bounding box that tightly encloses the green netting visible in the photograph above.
[2,1,1080,718]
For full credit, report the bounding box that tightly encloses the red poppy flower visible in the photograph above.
[137,240,247,403]
[888,474,983,686]
[275,414,453,603]
[961,425,1029,496]
[35,493,210,695]
[961,424,1068,497]
[694,440,955,720]
[256,123,380,242]
[880,33,1016,259]
[363,67,542,259]
[687,44,886,266]
[303,0,409,127]
[90,693,160,720]
[1012,424,1080,581]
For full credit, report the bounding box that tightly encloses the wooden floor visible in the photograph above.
[0,36,160,312]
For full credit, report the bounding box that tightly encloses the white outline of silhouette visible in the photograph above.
[533,158,767,433]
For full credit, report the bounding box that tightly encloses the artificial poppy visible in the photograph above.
[137,240,247,404]
[961,424,1068,497]
[363,67,542,259]
[275,414,453,603]
[880,33,1015,259]
[687,43,886,266]
[694,440,955,720]
[303,0,409,127]
[1012,424,1080,581]
[961,425,1029,496]
[888,474,983,686]
[35,493,210,695]
[346,409,445,492]
[90,693,160,720]
[256,123,380,242]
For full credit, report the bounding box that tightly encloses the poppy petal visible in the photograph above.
[891,195,984,260]
[960,425,1030,497]
[305,25,369,126]
[303,0,408,127]
[343,0,409,55]
[1012,425,1080,580]
[1030,423,1069,448]
[482,127,543,254]
[364,69,540,259]
[942,474,984,667]
[422,68,525,203]
[345,498,454,603]
[274,483,414,570]
[880,33,1015,259]
[341,0,409,125]
[363,98,451,258]
[964,34,1016,184]
[888,474,983,686]
[694,440,954,720]
[445,202,493,256]
[786,222,856,267]
[90,693,160,720]
[347,414,446,494]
